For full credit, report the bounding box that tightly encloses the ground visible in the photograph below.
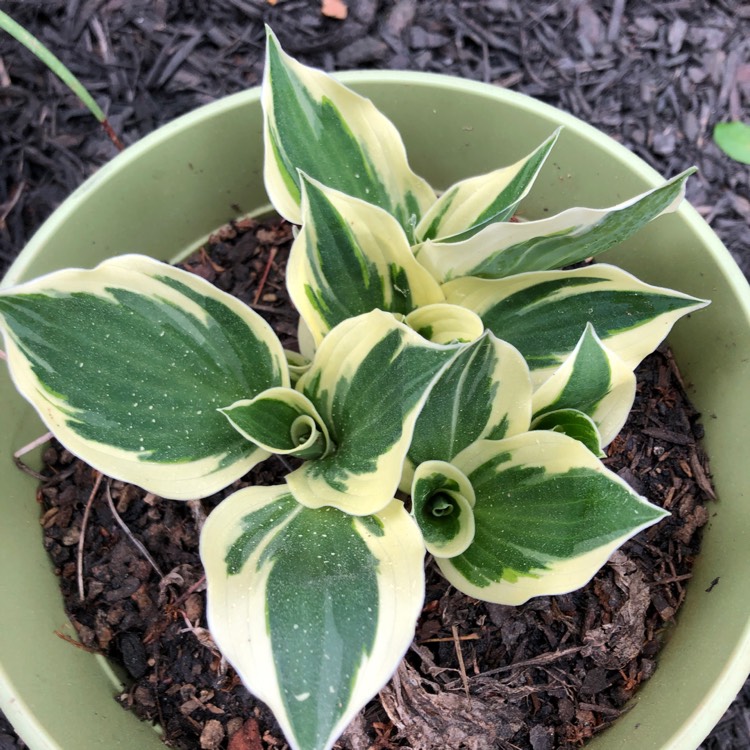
[0,1,748,749]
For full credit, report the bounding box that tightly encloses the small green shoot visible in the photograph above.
[0,10,123,151]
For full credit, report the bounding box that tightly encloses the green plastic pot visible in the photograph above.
[1,72,748,750]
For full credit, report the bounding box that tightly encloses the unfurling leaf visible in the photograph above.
[411,460,475,557]
[221,387,331,460]
[531,323,636,446]
[438,432,669,605]
[201,485,425,750]
[404,303,484,345]
[530,409,604,457]
[287,310,461,515]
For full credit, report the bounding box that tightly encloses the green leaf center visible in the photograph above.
[428,492,457,518]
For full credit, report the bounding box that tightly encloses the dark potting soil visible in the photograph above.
[33,217,714,750]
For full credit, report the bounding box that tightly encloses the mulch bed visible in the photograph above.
[28,217,713,750]
[1,2,748,749]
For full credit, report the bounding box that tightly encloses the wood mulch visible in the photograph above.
[1,2,748,748]
[25,217,712,750]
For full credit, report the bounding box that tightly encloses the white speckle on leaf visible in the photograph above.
[294,692,310,702]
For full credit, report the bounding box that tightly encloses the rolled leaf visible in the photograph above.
[531,323,636,446]
[287,176,444,346]
[0,255,288,499]
[411,460,476,558]
[285,349,311,386]
[201,485,425,750]
[438,433,669,605]
[416,169,694,282]
[443,263,709,386]
[531,409,604,457]
[221,387,331,460]
[404,331,532,489]
[288,310,460,515]
[415,128,560,243]
[262,28,435,235]
[404,303,484,345]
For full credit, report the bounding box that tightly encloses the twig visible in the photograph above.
[54,630,102,654]
[104,479,164,578]
[171,574,206,607]
[252,245,278,305]
[179,612,222,657]
[478,645,584,678]
[187,498,207,534]
[248,302,288,314]
[420,633,480,644]
[452,625,470,698]
[13,431,53,458]
[77,471,104,601]
[13,456,49,481]
[13,455,76,485]
[652,573,693,585]
[152,651,167,733]
[0,180,25,227]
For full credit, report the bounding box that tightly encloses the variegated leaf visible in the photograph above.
[415,128,560,243]
[438,433,668,605]
[285,349,311,386]
[221,387,331,460]
[201,485,425,750]
[262,28,435,236]
[443,263,709,387]
[403,331,532,490]
[0,255,287,499]
[404,303,484,345]
[411,460,475,558]
[531,323,636,446]
[287,176,444,346]
[297,317,317,361]
[530,409,604,457]
[288,310,460,516]
[416,169,694,282]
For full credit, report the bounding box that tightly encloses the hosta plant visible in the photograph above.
[0,28,709,750]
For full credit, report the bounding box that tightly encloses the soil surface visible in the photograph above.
[0,2,748,749]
